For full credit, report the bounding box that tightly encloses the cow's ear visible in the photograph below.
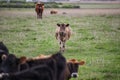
[19,56,27,64]
[79,61,85,65]
[1,54,7,61]
[68,59,77,63]
[57,24,60,27]
[66,24,69,27]
[70,59,76,62]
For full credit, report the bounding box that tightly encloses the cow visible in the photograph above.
[0,64,54,80]
[26,52,67,80]
[32,54,85,80]
[0,42,9,72]
[64,59,85,80]
[35,2,44,19]
[0,52,67,80]
[55,23,72,52]
[50,10,57,14]
[1,54,22,73]
[62,12,67,14]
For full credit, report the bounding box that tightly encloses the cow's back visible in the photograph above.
[51,52,66,80]
[27,52,66,80]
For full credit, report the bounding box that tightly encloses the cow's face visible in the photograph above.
[1,54,19,73]
[37,3,44,9]
[0,50,8,64]
[40,4,44,9]
[1,54,28,73]
[57,23,69,38]
[67,59,85,78]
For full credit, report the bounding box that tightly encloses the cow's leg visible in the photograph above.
[36,14,38,18]
[38,13,41,19]
[37,13,39,19]
[62,41,66,52]
[40,12,42,19]
[59,41,65,53]
[59,41,62,51]
[59,41,63,52]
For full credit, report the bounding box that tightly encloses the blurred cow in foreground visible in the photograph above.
[35,2,44,19]
[55,23,72,52]
[0,42,9,68]
[65,59,85,80]
[0,64,54,80]
[0,52,66,80]
[33,54,85,80]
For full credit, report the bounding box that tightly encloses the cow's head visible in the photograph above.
[37,2,44,9]
[67,59,85,78]
[0,42,9,54]
[57,23,69,40]
[0,50,8,64]
[1,54,28,73]
[0,42,9,63]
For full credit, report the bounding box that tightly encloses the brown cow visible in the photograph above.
[50,10,57,14]
[35,2,44,19]
[55,23,72,52]
[65,59,85,80]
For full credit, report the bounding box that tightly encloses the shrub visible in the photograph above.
[0,2,80,8]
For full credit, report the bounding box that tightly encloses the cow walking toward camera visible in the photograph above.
[35,2,44,19]
[55,23,72,52]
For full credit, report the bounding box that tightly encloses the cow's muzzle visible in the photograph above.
[71,72,78,78]
[0,73,9,78]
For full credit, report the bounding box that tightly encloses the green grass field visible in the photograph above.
[0,8,120,80]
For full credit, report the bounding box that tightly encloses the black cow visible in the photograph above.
[65,59,85,80]
[1,52,67,80]
[1,54,22,73]
[0,42,9,73]
[23,52,67,80]
[0,42,9,63]
[0,64,54,80]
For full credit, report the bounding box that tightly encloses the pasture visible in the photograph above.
[0,8,120,80]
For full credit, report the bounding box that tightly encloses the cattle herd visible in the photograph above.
[0,42,84,80]
[35,2,58,19]
[0,2,85,80]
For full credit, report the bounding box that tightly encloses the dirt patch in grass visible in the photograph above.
[0,8,120,17]
[44,9,120,16]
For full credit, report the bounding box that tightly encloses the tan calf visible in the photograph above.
[55,23,71,52]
